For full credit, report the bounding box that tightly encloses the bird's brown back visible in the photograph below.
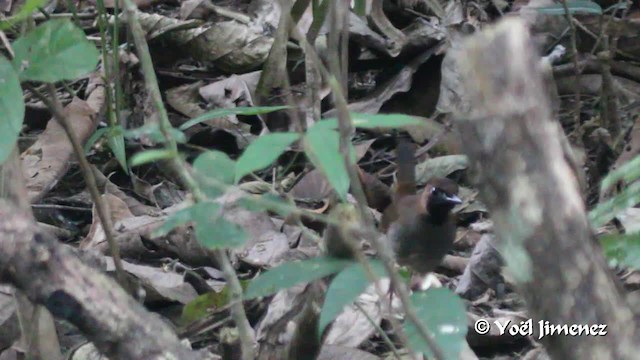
[380,140,459,274]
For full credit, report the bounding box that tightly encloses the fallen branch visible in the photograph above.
[0,200,209,360]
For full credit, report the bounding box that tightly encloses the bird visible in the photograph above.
[380,140,462,277]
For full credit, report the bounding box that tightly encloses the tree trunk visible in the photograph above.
[454,18,640,359]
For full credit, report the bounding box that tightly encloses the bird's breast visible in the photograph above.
[389,216,455,274]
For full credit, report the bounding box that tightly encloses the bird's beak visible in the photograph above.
[445,194,462,205]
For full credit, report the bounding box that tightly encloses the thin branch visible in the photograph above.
[26,83,129,293]
[325,1,446,358]
[119,2,255,358]
[560,0,583,146]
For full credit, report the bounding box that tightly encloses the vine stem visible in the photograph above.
[324,1,446,359]
[119,3,255,358]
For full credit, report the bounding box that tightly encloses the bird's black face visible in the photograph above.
[427,187,462,221]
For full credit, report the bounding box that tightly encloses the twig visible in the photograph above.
[120,3,255,359]
[31,204,93,212]
[25,83,129,293]
[598,36,620,137]
[325,1,446,359]
[560,0,583,146]
[354,301,402,359]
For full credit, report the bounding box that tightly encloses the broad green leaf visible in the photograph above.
[0,57,25,165]
[589,181,640,228]
[12,19,99,82]
[304,128,350,200]
[245,257,355,299]
[179,106,289,130]
[406,288,467,359]
[416,155,469,185]
[193,203,246,249]
[235,132,299,182]
[319,260,386,335]
[130,149,175,167]
[599,233,640,269]
[194,150,236,198]
[313,113,423,131]
[535,0,602,15]
[0,0,48,30]
[152,203,204,238]
[601,155,640,192]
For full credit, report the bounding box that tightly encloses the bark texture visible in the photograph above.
[0,200,209,360]
[454,18,640,359]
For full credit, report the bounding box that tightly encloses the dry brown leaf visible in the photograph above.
[614,117,640,170]
[94,0,159,9]
[353,139,376,162]
[317,346,378,360]
[165,81,206,119]
[289,169,333,201]
[323,42,445,117]
[105,258,198,304]
[81,194,133,250]
[324,283,382,347]
[21,98,100,203]
[357,167,391,212]
[127,11,273,73]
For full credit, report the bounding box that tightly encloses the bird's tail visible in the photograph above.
[395,139,416,198]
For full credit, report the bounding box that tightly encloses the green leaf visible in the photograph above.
[124,124,186,144]
[599,233,640,269]
[193,203,247,249]
[304,128,350,200]
[589,181,640,228]
[12,19,99,82]
[245,257,355,299]
[181,289,229,324]
[153,201,246,248]
[181,279,250,324]
[319,260,386,335]
[353,0,367,16]
[239,193,295,216]
[351,113,423,128]
[601,155,640,193]
[152,204,201,238]
[235,132,300,182]
[84,128,108,154]
[0,0,48,30]
[406,288,467,359]
[535,0,602,15]
[0,57,25,166]
[129,149,175,167]
[313,113,423,131]
[193,150,236,198]
[107,126,128,174]
[89,125,127,169]
[179,106,290,130]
